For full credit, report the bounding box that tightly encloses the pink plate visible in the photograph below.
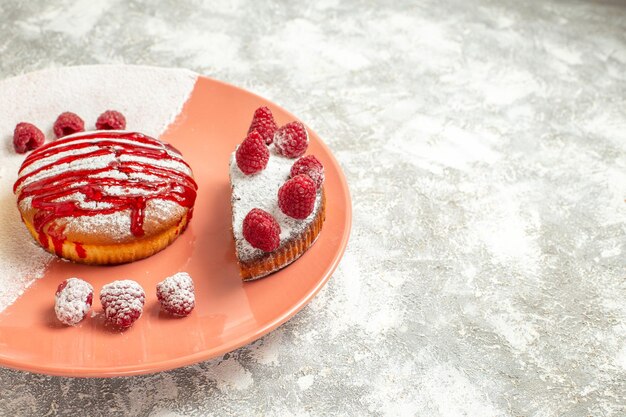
[0,71,351,377]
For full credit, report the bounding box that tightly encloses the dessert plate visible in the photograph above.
[0,66,351,377]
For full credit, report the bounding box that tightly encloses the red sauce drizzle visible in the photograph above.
[14,131,197,243]
[75,242,87,259]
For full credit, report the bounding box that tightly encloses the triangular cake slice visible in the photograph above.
[229,111,325,281]
[229,147,325,281]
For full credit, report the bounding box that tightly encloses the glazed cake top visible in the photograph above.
[14,130,197,244]
[229,146,322,262]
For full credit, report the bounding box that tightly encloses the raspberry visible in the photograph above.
[53,112,85,138]
[278,174,317,219]
[274,121,308,158]
[96,110,126,130]
[13,122,45,154]
[156,272,195,317]
[236,130,270,175]
[54,278,93,326]
[99,280,145,328]
[290,155,324,189]
[248,106,278,145]
[243,208,281,252]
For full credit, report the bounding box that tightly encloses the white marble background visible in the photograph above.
[0,0,625,416]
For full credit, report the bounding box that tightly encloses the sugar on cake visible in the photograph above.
[13,130,197,264]
[230,107,326,281]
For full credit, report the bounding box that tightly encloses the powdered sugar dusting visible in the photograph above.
[54,278,93,326]
[0,65,197,313]
[229,146,322,262]
[0,148,55,313]
[55,192,114,210]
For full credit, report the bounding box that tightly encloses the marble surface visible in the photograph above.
[0,0,625,415]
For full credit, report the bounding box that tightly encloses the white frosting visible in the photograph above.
[229,146,322,262]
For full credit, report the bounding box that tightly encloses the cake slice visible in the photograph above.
[229,110,325,281]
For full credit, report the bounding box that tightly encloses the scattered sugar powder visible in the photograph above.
[0,150,55,313]
[0,65,198,312]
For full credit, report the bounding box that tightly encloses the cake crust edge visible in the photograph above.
[22,212,191,265]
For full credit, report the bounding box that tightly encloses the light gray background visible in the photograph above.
[1,0,625,416]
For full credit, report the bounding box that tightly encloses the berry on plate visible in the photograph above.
[290,155,324,189]
[156,272,195,317]
[53,112,85,138]
[54,278,93,326]
[236,130,270,175]
[243,208,281,252]
[248,106,278,145]
[100,280,145,328]
[274,121,308,158]
[13,122,45,154]
[96,110,126,130]
[278,174,317,219]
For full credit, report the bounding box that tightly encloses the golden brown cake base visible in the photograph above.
[238,188,326,281]
[22,214,190,265]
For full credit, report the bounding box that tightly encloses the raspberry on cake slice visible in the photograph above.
[243,208,281,252]
[236,130,270,175]
[274,121,308,158]
[248,106,278,145]
[290,155,324,189]
[278,175,317,219]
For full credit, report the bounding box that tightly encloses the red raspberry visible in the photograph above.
[13,122,45,154]
[96,110,126,130]
[243,208,281,252]
[290,155,324,189]
[156,272,195,317]
[236,130,270,175]
[99,280,145,328]
[248,106,278,145]
[274,121,308,158]
[53,112,85,138]
[54,278,93,326]
[278,174,317,219]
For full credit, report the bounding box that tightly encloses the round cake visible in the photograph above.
[13,130,197,264]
